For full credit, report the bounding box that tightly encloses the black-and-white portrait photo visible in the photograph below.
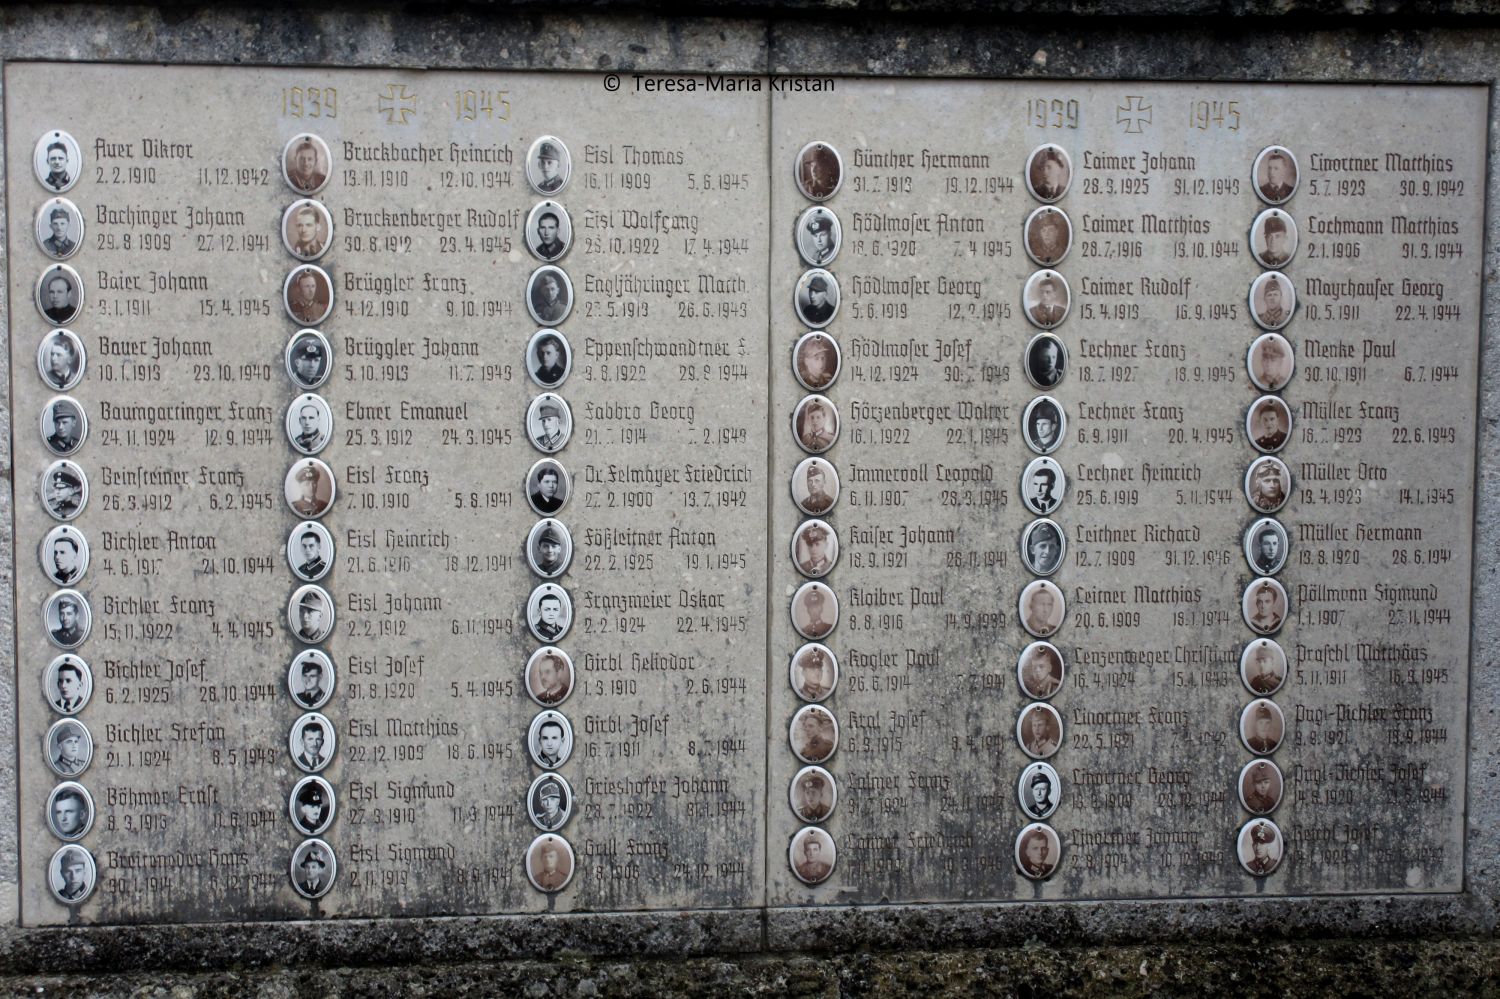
[1239,759,1284,816]
[34,131,82,193]
[795,206,841,267]
[528,710,574,770]
[791,519,838,579]
[791,581,838,641]
[288,649,336,711]
[1241,698,1286,755]
[1024,205,1072,266]
[526,833,575,892]
[282,134,331,195]
[282,199,334,261]
[1245,517,1289,575]
[1245,456,1291,515]
[791,456,839,516]
[528,773,574,832]
[1024,332,1067,390]
[289,712,336,773]
[790,825,836,885]
[527,265,573,326]
[1240,638,1287,696]
[284,265,334,326]
[1250,208,1297,269]
[290,775,336,837]
[1026,144,1072,203]
[526,392,573,454]
[285,458,336,519]
[1249,271,1295,331]
[46,782,93,842]
[794,269,839,329]
[36,264,83,326]
[289,584,335,645]
[42,460,88,522]
[1021,456,1066,516]
[43,654,92,716]
[45,718,92,778]
[287,521,334,583]
[526,200,573,261]
[35,198,83,260]
[1019,579,1065,639]
[526,458,570,515]
[286,329,332,390]
[527,329,572,389]
[526,646,575,707]
[1021,518,1065,576]
[790,765,837,823]
[291,838,337,898]
[1247,395,1292,454]
[1023,396,1066,456]
[38,328,85,392]
[789,643,838,703]
[48,845,96,905]
[526,136,572,196]
[1253,146,1298,206]
[792,394,839,455]
[1023,269,1070,330]
[41,397,86,457]
[793,331,841,392]
[1243,577,1288,636]
[1018,762,1061,821]
[45,589,90,650]
[40,524,89,587]
[527,582,573,643]
[285,393,333,456]
[794,141,843,202]
[527,518,573,579]
[1247,332,1295,393]
[1017,702,1063,760]
[1017,641,1065,700]
[1238,818,1284,876]
[1016,822,1062,880]
[789,704,839,766]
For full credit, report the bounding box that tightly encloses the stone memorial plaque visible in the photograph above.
[5,66,1483,925]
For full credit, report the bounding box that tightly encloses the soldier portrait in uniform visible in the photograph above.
[45,590,90,650]
[41,397,86,456]
[793,331,841,392]
[527,266,573,326]
[282,134,331,195]
[35,199,83,260]
[526,833,575,892]
[793,395,839,455]
[528,329,572,389]
[34,131,81,193]
[1247,395,1292,454]
[1017,702,1063,760]
[1025,205,1072,266]
[1021,456,1065,516]
[291,838,337,898]
[526,137,572,196]
[790,643,838,702]
[46,719,92,778]
[789,825,836,885]
[527,518,573,579]
[796,206,842,267]
[1024,270,1070,330]
[285,394,332,456]
[790,766,836,823]
[1237,819,1284,876]
[791,581,838,641]
[1240,639,1287,696]
[1254,146,1298,206]
[41,524,89,587]
[1240,698,1286,755]
[526,647,575,707]
[288,522,333,582]
[49,845,95,904]
[42,460,88,522]
[1248,332,1295,392]
[526,201,573,261]
[528,710,574,770]
[1019,579,1065,639]
[1025,332,1067,390]
[36,265,83,326]
[1016,822,1061,880]
[791,457,839,516]
[46,782,93,841]
[1249,271,1295,331]
[1245,517,1289,575]
[794,141,843,202]
[794,269,840,329]
[1251,209,1297,269]
[527,393,573,454]
[44,654,92,715]
[1245,456,1291,515]
[1239,759,1283,815]
[285,459,336,519]
[1017,641,1065,700]
[1023,396,1065,456]
[1021,518,1065,576]
[789,704,839,765]
[286,329,332,390]
[1026,144,1072,203]
[282,199,333,261]
[791,519,838,578]
[38,328,85,391]
[1018,762,1061,820]
[289,585,335,645]
[1242,578,1288,635]
[288,650,335,710]
[290,776,335,836]
[526,459,570,515]
[527,583,574,643]
[284,266,333,326]
[289,713,336,773]
[528,774,573,832]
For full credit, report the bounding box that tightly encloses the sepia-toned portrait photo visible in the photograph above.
[1250,208,1297,269]
[794,141,843,202]
[1239,759,1284,816]
[45,589,91,650]
[286,329,332,390]
[1249,271,1295,331]
[1237,818,1284,876]
[47,781,94,841]
[1024,205,1072,266]
[527,393,574,454]
[1017,702,1063,760]
[1247,395,1292,454]
[1253,146,1298,206]
[528,710,574,770]
[1024,332,1067,390]
[526,458,570,515]
[1016,821,1061,880]
[42,460,88,522]
[291,838,337,898]
[793,331,841,392]
[1026,144,1072,203]
[1023,396,1066,456]
[45,718,92,778]
[1021,518,1065,577]
[285,458,336,519]
[36,264,83,326]
[1018,762,1061,821]
[289,585,335,645]
[1017,641,1065,700]
[41,396,86,457]
[1247,332,1295,393]
[288,649,335,711]
[795,206,841,267]
[1240,638,1287,697]
[526,136,572,196]
[41,524,89,587]
[528,583,574,643]
[791,457,839,516]
[1019,579,1065,639]
[789,643,838,703]
[528,329,573,389]
[1240,698,1286,755]
[789,704,839,765]
[1021,456,1066,516]
[1242,577,1288,636]
[526,200,573,262]
[527,518,573,579]
[794,268,840,329]
[282,134,331,196]
[37,328,85,392]
[290,775,336,837]
[287,521,334,583]
[791,519,838,579]
[1023,269,1070,330]
[48,845,96,905]
[792,394,840,455]
[789,825,836,885]
[1245,516,1289,575]
[791,581,839,641]
[35,130,82,193]
[526,833,576,892]
[1245,456,1291,515]
[284,265,333,326]
[790,765,837,823]
[285,393,333,456]
[290,712,336,773]
[35,198,83,260]
[528,773,574,832]
[526,646,575,707]
[282,199,333,262]
[43,653,92,716]
[527,265,573,326]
